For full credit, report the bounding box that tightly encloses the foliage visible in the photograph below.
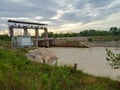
[79,30,112,36]
[109,27,120,36]
[106,49,120,69]
[0,34,10,41]
[41,32,79,38]
[114,38,119,41]
[41,27,120,38]
[41,65,74,90]
[88,38,93,42]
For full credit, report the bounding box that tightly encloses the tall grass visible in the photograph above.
[0,48,120,90]
[0,48,79,90]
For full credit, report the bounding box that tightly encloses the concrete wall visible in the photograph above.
[54,39,89,47]
[85,41,120,47]
[52,37,120,47]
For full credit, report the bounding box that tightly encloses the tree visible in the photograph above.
[79,30,111,36]
[48,32,54,37]
[109,27,119,35]
[118,28,120,35]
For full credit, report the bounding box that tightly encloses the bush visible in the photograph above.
[0,34,10,41]
[114,38,119,41]
[88,38,93,42]
[106,49,120,69]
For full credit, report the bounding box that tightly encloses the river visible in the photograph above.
[48,47,120,81]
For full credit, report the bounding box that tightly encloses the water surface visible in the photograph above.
[48,47,120,81]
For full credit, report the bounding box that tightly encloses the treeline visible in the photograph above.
[0,27,120,40]
[79,30,111,36]
[42,27,120,37]
[80,27,120,36]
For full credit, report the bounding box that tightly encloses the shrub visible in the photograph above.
[88,38,93,42]
[114,38,119,41]
[106,49,120,69]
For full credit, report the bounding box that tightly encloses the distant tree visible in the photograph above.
[109,27,119,35]
[118,28,120,35]
[79,30,111,36]
[41,32,79,38]
[48,32,54,37]
[40,27,120,38]
[88,38,93,42]
[79,30,89,36]
[41,32,54,38]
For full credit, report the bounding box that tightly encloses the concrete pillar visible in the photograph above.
[35,27,39,39]
[9,26,15,48]
[44,28,49,48]
[23,26,28,35]
[9,26,14,37]
[34,40,38,47]
[44,28,48,38]
[74,63,77,71]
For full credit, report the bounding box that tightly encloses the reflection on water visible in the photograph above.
[48,47,120,81]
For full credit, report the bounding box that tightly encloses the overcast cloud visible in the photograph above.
[0,0,120,34]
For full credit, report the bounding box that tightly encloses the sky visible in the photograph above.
[0,0,120,34]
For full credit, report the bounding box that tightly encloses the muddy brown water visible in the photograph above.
[47,47,120,81]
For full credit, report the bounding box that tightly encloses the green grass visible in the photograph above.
[0,39,120,90]
[0,48,78,90]
[0,40,11,49]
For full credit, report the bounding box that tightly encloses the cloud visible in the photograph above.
[101,0,120,9]
[34,16,43,20]
[50,12,120,33]
[61,22,82,28]
[68,12,120,31]
[0,17,29,20]
[0,0,120,34]
[51,10,64,19]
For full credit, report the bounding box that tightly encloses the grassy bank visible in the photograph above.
[0,48,120,90]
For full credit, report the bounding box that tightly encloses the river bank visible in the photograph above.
[53,36,120,47]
